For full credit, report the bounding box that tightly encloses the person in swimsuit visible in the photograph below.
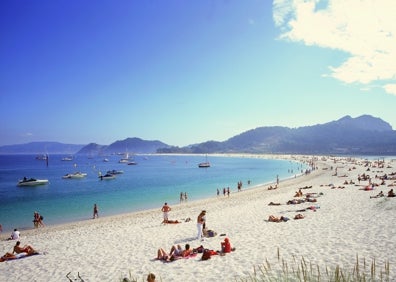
[161,203,171,223]
[13,241,37,255]
[197,210,206,240]
[93,204,99,219]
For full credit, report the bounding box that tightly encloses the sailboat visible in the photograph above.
[119,152,131,163]
[198,155,210,168]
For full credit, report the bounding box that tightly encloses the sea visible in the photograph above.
[0,154,308,233]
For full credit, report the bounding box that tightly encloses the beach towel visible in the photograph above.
[156,253,198,263]
[0,252,41,262]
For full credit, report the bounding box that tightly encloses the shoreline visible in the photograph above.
[0,154,314,240]
[0,153,310,235]
[1,154,395,282]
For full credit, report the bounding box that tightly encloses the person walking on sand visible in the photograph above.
[197,210,206,240]
[161,202,171,223]
[93,204,99,219]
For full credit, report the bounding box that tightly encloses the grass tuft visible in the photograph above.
[237,248,391,282]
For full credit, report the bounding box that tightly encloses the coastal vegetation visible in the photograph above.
[117,250,390,282]
[239,249,390,282]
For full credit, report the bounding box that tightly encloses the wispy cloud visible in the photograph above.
[21,132,33,137]
[273,0,396,95]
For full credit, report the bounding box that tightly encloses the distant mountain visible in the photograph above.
[159,115,396,155]
[1,115,395,155]
[104,137,170,154]
[75,137,170,155]
[0,142,84,154]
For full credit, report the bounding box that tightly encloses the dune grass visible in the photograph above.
[118,248,390,282]
[239,248,390,282]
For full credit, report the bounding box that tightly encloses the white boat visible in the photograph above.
[61,156,74,161]
[127,161,138,165]
[62,172,87,179]
[35,154,48,160]
[103,158,109,162]
[119,152,136,163]
[198,155,210,168]
[198,162,210,168]
[17,178,49,187]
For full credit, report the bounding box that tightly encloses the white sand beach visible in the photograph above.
[1,155,395,282]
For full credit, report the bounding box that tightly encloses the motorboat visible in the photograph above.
[98,173,116,180]
[127,161,138,165]
[106,169,124,175]
[103,158,109,162]
[62,172,87,179]
[17,178,49,187]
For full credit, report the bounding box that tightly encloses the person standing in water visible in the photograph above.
[93,204,99,219]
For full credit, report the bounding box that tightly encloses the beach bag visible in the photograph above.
[201,249,211,260]
[207,230,217,237]
[193,245,204,253]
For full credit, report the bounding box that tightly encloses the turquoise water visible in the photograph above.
[0,154,307,233]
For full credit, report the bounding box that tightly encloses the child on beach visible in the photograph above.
[221,238,232,253]
[7,228,20,240]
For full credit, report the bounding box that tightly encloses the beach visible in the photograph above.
[1,155,395,282]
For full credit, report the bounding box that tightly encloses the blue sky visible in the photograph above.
[1,0,395,147]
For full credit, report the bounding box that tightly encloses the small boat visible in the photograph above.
[127,161,138,165]
[35,154,48,160]
[17,178,49,187]
[119,152,131,163]
[103,158,109,162]
[61,156,74,161]
[198,155,210,168]
[98,173,116,180]
[198,162,210,168]
[62,172,87,179]
[106,169,124,175]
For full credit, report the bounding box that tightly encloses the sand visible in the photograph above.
[1,155,395,282]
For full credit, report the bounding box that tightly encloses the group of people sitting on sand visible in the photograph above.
[0,241,38,262]
[157,237,234,262]
[370,189,395,198]
[157,244,193,262]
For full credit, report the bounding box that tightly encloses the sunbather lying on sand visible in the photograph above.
[161,219,181,224]
[287,199,305,205]
[157,244,192,261]
[268,215,289,222]
[0,252,37,262]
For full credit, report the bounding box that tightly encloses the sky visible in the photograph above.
[1,0,395,147]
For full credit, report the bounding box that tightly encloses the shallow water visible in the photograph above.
[0,154,307,232]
